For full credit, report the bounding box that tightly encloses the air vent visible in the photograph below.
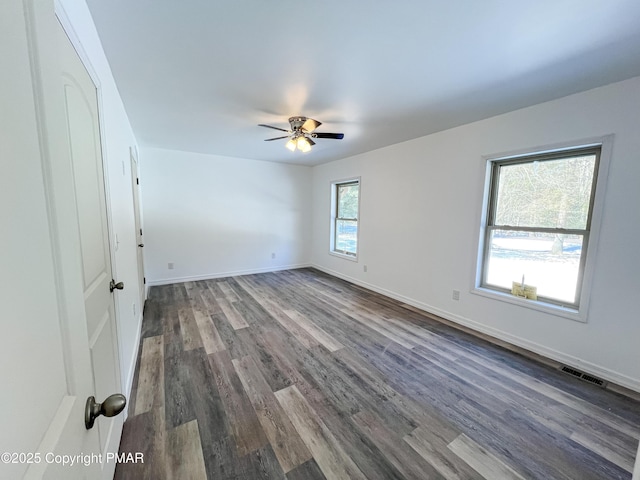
[560,366,607,387]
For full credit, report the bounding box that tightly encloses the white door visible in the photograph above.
[0,3,124,478]
[130,147,146,307]
[54,18,125,479]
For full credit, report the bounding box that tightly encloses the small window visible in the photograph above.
[331,179,360,258]
[479,146,601,309]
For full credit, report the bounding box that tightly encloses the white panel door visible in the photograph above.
[50,19,124,480]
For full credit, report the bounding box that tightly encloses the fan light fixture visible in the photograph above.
[297,136,311,152]
[285,132,313,152]
[259,116,344,153]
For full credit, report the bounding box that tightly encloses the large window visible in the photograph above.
[331,179,360,258]
[479,146,601,309]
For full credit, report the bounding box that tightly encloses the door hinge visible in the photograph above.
[143,277,146,284]
[136,177,139,185]
[140,228,143,236]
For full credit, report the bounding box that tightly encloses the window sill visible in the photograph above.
[470,287,586,323]
[329,251,358,262]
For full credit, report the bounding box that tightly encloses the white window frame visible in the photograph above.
[472,136,613,322]
[330,177,361,261]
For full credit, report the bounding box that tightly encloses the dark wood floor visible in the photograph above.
[115,268,639,479]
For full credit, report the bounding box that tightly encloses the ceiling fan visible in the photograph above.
[259,116,344,152]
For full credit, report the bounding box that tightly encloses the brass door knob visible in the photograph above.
[109,279,124,292]
[85,393,126,429]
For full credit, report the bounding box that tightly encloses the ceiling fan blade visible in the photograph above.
[258,124,290,133]
[264,136,290,141]
[313,132,344,139]
[307,137,316,146]
[301,118,321,132]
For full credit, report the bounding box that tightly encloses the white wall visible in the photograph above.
[141,147,312,284]
[311,76,640,391]
[58,0,143,399]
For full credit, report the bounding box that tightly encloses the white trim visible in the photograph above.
[472,135,614,323]
[54,1,101,89]
[311,263,640,393]
[146,263,312,286]
[329,251,358,262]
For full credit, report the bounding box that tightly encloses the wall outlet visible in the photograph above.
[168,262,174,270]
[271,252,276,259]
[363,265,368,272]
[452,289,460,301]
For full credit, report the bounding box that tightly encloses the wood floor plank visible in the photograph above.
[404,425,484,480]
[234,278,319,349]
[340,306,416,349]
[448,433,527,480]
[197,284,223,315]
[351,409,446,480]
[237,444,287,480]
[218,297,250,330]
[218,280,241,302]
[163,350,196,430]
[211,312,253,360]
[233,355,313,473]
[570,431,635,473]
[282,309,344,352]
[247,335,409,480]
[114,407,166,480]
[454,398,627,480]
[194,311,226,354]
[134,335,165,416]
[167,420,208,480]
[274,385,368,480]
[183,348,229,450]
[208,350,269,456]
[285,459,327,480]
[178,306,204,351]
[139,298,164,339]
[334,347,462,443]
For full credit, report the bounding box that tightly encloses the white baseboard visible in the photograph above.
[147,263,312,286]
[311,264,640,393]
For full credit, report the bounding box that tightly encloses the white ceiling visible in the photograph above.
[85,0,640,166]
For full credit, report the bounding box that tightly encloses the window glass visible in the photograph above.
[494,155,596,230]
[481,147,600,308]
[337,183,359,219]
[332,180,360,257]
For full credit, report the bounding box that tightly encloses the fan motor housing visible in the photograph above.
[289,116,307,131]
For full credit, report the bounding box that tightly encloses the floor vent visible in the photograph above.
[560,366,607,387]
